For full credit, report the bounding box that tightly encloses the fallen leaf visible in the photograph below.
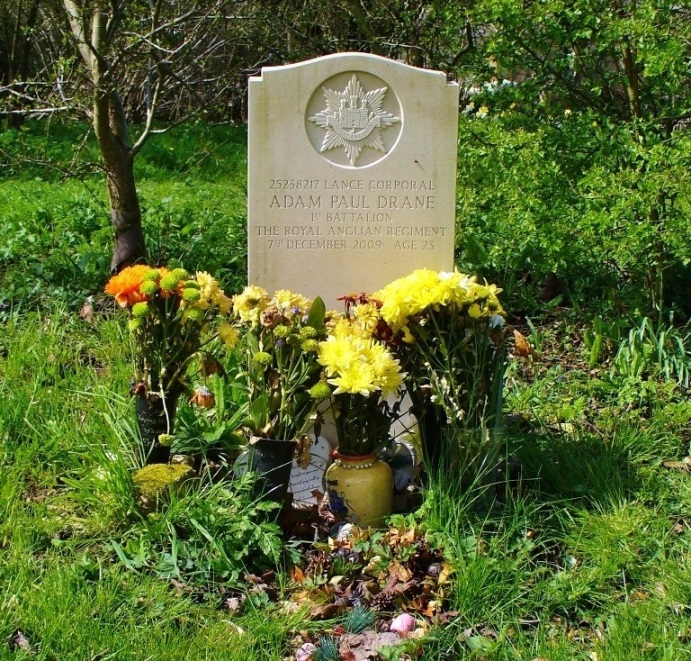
[387,562,412,584]
[514,330,539,360]
[339,630,402,660]
[291,566,306,583]
[437,562,454,586]
[661,460,690,472]
[310,602,341,620]
[80,299,94,323]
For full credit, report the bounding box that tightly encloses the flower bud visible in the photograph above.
[160,274,180,291]
[182,288,201,302]
[182,307,204,323]
[140,280,158,296]
[301,339,318,353]
[309,382,331,400]
[142,269,160,281]
[171,268,189,281]
[299,326,317,339]
[253,351,272,365]
[132,302,152,318]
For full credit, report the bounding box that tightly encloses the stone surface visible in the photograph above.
[248,53,459,308]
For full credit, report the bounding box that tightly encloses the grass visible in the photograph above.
[1,122,690,658]
[0,122,249,314]
[1,306,688,659]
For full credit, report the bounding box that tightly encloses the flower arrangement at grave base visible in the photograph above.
[373,268,509,479]
[317,304,406,526]
[230,285,328,501]
[105,265,233,464]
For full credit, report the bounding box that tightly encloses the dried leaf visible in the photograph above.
[662,460,690,472]
[339,630,402,660]
[437,562,454,586]
[310,602,341,620]
[387,562,412,584]
[291,566,306,583]
[80,299,94,323]
[514,330,539,360]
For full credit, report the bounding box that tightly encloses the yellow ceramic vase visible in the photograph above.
[325,453,393,527]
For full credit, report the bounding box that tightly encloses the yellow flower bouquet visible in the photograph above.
[316,308,406,457]
[373,268,508,470]
[231,286,328,442]
[105,265,232,463]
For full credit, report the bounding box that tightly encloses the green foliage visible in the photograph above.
[455,0,691,317]
[0,122,248,315]
[612,315,691,387]
[342,605,376,634]
[111,474,284,585]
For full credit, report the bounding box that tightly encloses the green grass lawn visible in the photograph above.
[1,122,690,659]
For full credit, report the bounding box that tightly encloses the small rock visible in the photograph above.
[295,642,317,661]
[9,630,30,651]
[334,522,354,541]
[390,613,416,633]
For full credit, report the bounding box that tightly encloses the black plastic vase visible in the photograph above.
[248,438,297,503]
[134,390,180,464]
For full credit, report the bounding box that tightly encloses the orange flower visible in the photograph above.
[105,265,152,307]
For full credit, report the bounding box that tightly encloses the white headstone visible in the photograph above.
[248,53,459,308]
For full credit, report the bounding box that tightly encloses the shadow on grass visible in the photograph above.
[508,424,654,510]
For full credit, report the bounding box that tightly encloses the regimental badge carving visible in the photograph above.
[309,74,400,166]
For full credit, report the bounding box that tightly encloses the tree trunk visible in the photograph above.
[104,147,146,272]
[63,3,147,272]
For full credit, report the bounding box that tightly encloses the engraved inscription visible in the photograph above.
[309,75,400,166]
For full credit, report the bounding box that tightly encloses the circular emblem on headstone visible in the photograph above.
[305,72,402,168]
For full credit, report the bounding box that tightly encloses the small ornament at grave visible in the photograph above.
[105,266,233,464]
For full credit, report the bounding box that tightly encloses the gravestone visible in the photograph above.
[248,52,459,308]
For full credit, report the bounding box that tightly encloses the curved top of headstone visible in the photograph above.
[247,52,459,308]
[255,51,453,80]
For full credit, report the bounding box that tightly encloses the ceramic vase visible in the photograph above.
[325,452,393,527]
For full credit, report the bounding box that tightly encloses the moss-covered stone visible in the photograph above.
[132,463,194,514]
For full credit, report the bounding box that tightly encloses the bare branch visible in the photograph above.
[63,0,94,72]
[130,70,165,157]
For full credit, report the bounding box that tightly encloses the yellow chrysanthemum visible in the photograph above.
[194,271,232,314]
[351,302,381,336]
[218,322,239,349]
[374,268,504,331]
[317,335,359,376]
[328,361,377,396]
[273,289,312,315]
[318,329,403,399]
[232,285,270,324]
